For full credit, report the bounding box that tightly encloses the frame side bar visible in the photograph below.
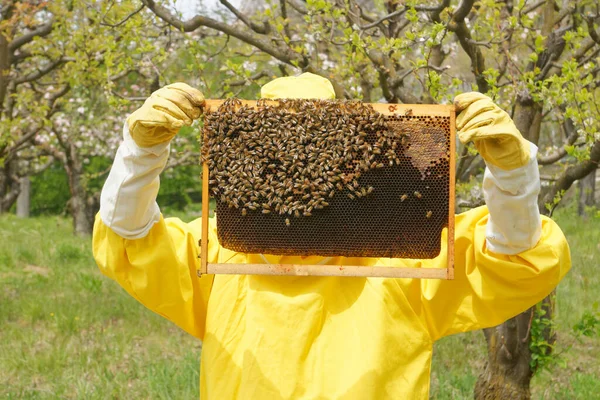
[447,106,456,280]
[200,163,209,275]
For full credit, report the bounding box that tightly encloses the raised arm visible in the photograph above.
[400,93,571,340]
[92,83,218,340]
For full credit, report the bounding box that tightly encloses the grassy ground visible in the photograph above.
[0,207,598,399]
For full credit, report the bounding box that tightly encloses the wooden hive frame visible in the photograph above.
[199,100,455,279]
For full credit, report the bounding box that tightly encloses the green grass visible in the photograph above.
[430,206,600,399]
[0,206,598,399]
[0,216,200,399]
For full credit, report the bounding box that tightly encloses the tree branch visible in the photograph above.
[100,4,145,28]
[110,90,147,102]
[9,19,54,52]
[540,140,600,213]
[228,71,269,87]
[14,58,66,84]
[453,0,475,22]
[143,0,347,98]
[360,1,448,30]
[218,0,270,34]
[586,16,600,44]
[537,118,579,165]
[447,0,489,93]
[360,8,406,30]
[142,0,302,67]
[166,151,199,169]
[521,0,546,15]
[279,0,291,39]
[285,0,307,16]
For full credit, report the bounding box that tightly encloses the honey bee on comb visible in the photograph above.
[202,98,452,259]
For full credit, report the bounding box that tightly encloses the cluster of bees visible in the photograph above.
[202,98,412,225]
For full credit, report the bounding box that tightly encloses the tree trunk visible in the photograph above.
[578,168,597,216]
[474,310,533,400]
[475,296,555,400]
[16,176,30,217]
[0,159,20,213]
[64,143,93,236]
[70,183,92,236]
[475,48,552,397]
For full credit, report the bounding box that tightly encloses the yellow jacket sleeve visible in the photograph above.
[92,214,217,340]
[399,206,571,341]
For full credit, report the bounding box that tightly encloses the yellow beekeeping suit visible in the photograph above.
[93,206,569,399]
[94,73,571,399]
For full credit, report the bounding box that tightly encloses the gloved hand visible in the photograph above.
[127,83,205,148]
[454,92,530,170]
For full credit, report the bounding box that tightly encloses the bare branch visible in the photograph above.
[457,199,485,209]
[9,19,54,52]
[453,0,475,22]
[586,16,600,44]
[360,1,447,30]
[286,0,307,16]
[11,124,43,154]
[579,46,600,67]
[360,8,406,30]
[218,0,270,34]
[30,157,55,176]
[14,58,66,84]
[540,140,600,213]
[538,119,579,165]
[142,0,302,67]
[166,151,199,169]
[100,4,145,28]
[521,0,546,15]
[228,71,269,87]
[279,0,291,39]
[142,0,348,98]
[11,49,32,63]
[448,11,489,93]
[393,64,450,87]
[430,0,451,23]
[110,90,147,102]
[47,84,70,112]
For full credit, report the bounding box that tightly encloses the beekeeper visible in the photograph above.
[93,73,571,399]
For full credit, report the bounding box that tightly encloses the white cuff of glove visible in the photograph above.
[483,142,542,255]
[99,123,169,239]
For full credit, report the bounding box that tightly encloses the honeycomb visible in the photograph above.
[202,99,452,259]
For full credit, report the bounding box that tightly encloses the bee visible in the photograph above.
[262,209,270,214]
[367,186,374,194]
[241,208,247,216]
[400,194,408,202]
[404,108,413,116]
[348,193,355,200]
[285,218,291,226]
[426,211,432,218]
[414,191,422,199]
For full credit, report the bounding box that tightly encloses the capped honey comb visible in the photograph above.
[201,99,454,260]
